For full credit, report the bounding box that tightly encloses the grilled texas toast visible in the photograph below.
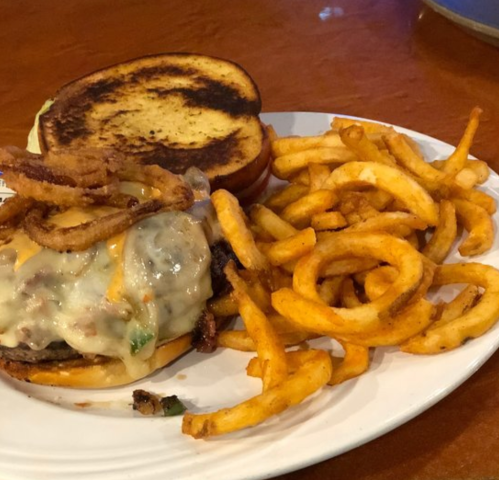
[38,53,269,193]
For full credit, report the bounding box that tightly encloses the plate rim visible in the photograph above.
[1,111,499,480]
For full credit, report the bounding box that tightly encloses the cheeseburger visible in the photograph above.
[0,53,269,388]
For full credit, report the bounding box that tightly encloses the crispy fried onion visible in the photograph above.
[0,146,194,250]
[24,200,164,252]
[2,146,121,188]
[0,196,34,224]
[0,147,121,206]
[1,171,121,207]
[0,223,18,243]
[44,148,123,187]
[0,147,194,211]
[0,196,34,244]
[117,162,194,211]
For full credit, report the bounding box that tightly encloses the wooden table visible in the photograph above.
[1,1,499,479]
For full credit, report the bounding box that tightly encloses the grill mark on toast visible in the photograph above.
[147,76,259,117]
[138,133,241,173]
[47,74,258,147]
[100,109,140,125]
[129,65,198,81]
[52,116,91,146]
[38,54,265,194]
[85,78,125,102]
[50,78,125,145]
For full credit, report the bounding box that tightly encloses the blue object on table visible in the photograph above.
[424,0,499,46]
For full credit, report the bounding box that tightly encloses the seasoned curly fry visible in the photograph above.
[182,350,332,438]
[343,212,427,235]
[384,131,448,184]
[439,285,480,326]
[212,189,269,271]
[311,211,347,231]
[422,200,457,263]
[401,263,499,353]
[452,198,494,256]
[246,350,319,378]
[217,330,315,351]
[264,183,309,211]
[272,148,356,179]
[281,190,339,228]
[263,228,316,266]
[335,299,434,347]
[323,161,439,226]
[249,204,298,240]
[197,107,499,440]
[339,124,396,166]
[442,107,482,176]
[328,342,370,386]
[225,263,287,391]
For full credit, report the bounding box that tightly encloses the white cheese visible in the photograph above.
[0,211,212,380]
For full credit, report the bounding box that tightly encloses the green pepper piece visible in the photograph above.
[130,329,154,355]
[160,395,187,416]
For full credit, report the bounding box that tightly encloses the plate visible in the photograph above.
[423,0,499,47]
[1,112,499,480]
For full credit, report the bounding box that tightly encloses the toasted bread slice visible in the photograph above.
[38,53,269,193]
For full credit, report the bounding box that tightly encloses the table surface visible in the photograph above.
[1,1,499,479]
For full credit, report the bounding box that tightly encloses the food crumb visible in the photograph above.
[176,374,187,380]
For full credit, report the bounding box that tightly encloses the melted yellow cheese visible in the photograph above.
[51,207,130,303]
[106,232,126,303]
[0,210,213,380]
[49,206,117,227]
[0,232,42,271]
[0,207,118,271]
[119,181,161,201]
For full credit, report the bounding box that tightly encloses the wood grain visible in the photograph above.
[1,0,499,478]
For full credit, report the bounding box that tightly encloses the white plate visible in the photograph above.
[1,112,499,480]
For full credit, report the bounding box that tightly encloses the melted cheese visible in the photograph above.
[49,206,118,227]
[0,210,212,380]
[0,232,42,271]
[0,207,116,270]
[119,181,161,201]
[106,232,126,303]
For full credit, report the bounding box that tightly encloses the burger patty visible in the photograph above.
[0,241,239,364]
[0,342,82,363]
[210,240,241,297]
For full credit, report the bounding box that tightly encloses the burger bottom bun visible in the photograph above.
[0,334,192,389]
